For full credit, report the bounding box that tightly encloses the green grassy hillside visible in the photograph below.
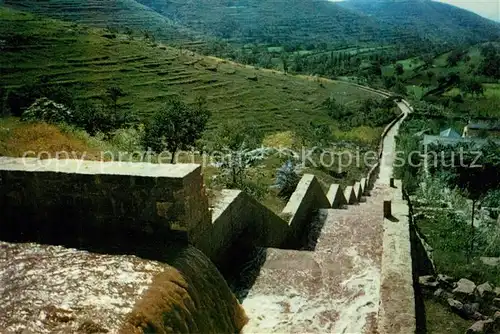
[136,0,407,45]
[4,0,419,48]
[0,6,379,136]
[3,0,194,42]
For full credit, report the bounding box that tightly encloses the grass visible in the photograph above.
[0,6,380,141]
[424,298,472,334]
[416,212,500,287]
[0,117,101,159]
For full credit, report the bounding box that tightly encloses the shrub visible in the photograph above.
[6,84,74,116]
[72,101,136,135]
[21,98,72,124]
[273,160,302,200]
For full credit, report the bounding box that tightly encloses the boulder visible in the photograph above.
[419,275,438,289]
[477,282,494,299]
[494,287,500,297]
[494,311,500,326]
[464,303,481,316]
[437,274,455,288]
[466,319,494,334]
[453,278,476,300]
[434,288,453,300]
[470,312,486,321]
[447,298,464,314]
[493,298,500,308]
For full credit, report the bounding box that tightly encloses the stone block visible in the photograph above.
[326,184,346,209]
[354,182,362,201]
[344,186,357,205]
[360,177,367,195]
[384,200,392,218]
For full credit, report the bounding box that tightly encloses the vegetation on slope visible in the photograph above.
[0,6,381,138]
[3,0,194,42]
[341,0,500,45]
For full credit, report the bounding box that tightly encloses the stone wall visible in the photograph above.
[0,157,211,260]
[378,180,416,334]
[193,190,289,268]
[282,174,331,246]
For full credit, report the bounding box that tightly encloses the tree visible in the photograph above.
[143,97,211,163]
[461,79,484,97]
[105,86,126,114]
[394,63,404,76]
[210,120,268,196]
[446,49,464,67]
[429,141,500,260]
[282,56,289,73]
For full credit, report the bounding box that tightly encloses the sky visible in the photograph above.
[433,0,499,21]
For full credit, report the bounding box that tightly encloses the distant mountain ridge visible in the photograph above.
[340,0,500,44]
[3,0,500,48]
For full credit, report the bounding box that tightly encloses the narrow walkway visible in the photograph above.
[241,107,410,333]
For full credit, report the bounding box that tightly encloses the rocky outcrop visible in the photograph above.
[466,319,495,334]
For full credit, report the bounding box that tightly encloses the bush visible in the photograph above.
[273,160,302,200]
[6,84,74,117]
[108,126,145,153]
[21,98,72,124]
[72,101,137,135]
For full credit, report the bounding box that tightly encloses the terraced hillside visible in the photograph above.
[2,0,194,43]
[136,0,410,45]
[0,7,380,135]
[4,0,419,47]
[341,0,500,45]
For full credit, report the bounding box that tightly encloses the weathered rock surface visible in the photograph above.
[477,282,494,299]
[453,278,477,300]
[0,241,247,333]
[466,319,494,334]
[437,274,455,288]
[463,303,481,319]
[419,275,438,289]
[494,311,500,326]
[447,299,464,314]
[434,288,453,300]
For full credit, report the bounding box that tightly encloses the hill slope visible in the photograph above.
[135,0,409,45]
[340,0,500,45]
[3,0,420,47]
[2,0,194,42]
[0,6,379,135]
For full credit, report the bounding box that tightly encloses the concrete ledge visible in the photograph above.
[194,190,288,265]
[378,181,416,334]
[344,186,357,205]
[326,184,346,209]
[282,174,330,241]
[360,178,367,195]
[366,163,380,191]
[0,158,211,260]
[0,157,199,178]
[354,182,363,201]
